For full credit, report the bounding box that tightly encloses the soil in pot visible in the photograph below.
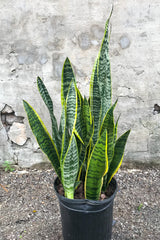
[56,178,116,200]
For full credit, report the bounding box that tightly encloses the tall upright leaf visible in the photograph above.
[61,57,76,106]
[59,105,66,139]
[37,77,61,154]
[81,97,91,140]
[75,87,84,142]
[85,130,108,200]
[60,80,78,163]
[66,80,83,143]
[99,100,117,136]
[61,134,79,199]
[82,97,93,143]
[106,130,130,186]
[90,60,102,144]
[60,105,70,163]
[97,13,112,123]
[78,97,94,180]
[100,100,117,171]
[66,80,77,133]
[23,100,61,178]
[113,115,120,145]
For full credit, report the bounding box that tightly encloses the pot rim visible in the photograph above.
[54,177,118,206]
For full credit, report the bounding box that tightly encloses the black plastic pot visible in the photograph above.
[54,177,117,240]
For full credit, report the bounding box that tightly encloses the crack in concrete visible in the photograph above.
[118,85,131,90]
[118,95,144,102]
[13,152,19,165]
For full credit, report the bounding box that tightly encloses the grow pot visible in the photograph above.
[54,177,117,240]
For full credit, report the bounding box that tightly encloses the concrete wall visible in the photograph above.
[0,0,160,168]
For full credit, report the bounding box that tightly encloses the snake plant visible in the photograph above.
[23,14,130,200]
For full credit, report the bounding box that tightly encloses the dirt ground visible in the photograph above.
[0,167,159,240]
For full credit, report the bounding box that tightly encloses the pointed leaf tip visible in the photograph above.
[65,57,70,63]
[105,6,113,27]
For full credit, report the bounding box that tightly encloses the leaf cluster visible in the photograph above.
[23,13,130,200]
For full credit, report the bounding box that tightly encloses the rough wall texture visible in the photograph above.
[0,0,160,168]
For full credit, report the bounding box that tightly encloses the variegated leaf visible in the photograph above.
[100,100,118,172]
[78,97,94,181]
[66,80,77,133]
[90,59,102,144]
[114,115,120,145]
[106,130,130,186]
[75,87,84,143]
[85,130,108,200]
[61,134,79,199]
[59,105,66,139]
[60,105,70,164]
[23,100,61,178]
[61,57,75,106]
[97,13,112,123]
[37,77,61,154]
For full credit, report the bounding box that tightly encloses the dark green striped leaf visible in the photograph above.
[59,105,66,139]
[61,57,75,106]
[114,115,120,145]
[37,77,61,154]
[107,130,131,186]
[23,100,61,178]
[90,60,102,144]
[85,130,108,200]
[78,97,94,181]
[100,101,117,190]
[81,97,89,140]
[61,134,79,199]
[66,80,77,133]
[100,100,117,136]
[75,87,83,142]
[60,105,70,163]
[100,100,118,171]
[82,97,93,143]
[97,14,112,123]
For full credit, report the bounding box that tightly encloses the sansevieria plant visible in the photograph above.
[23,13,130,201]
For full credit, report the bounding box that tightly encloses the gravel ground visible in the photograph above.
[0,167,159,240]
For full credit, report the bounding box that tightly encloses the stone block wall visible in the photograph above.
[0,0,160,168]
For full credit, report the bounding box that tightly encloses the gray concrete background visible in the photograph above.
[0,0,160,168]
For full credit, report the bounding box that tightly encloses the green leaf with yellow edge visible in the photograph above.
[113,114,120,145]
[59,105,66,139]
[61,134,79,199]
[75,87,84,143]
[85,130,108,200]
[90,59,102,144]
[23,100,61,179]
[97,10,113,123]
[66,80,77,133]
[82,97,93,146]
[66,80,83,143]
[78,97,94,180]
[99,100,118,137]
[37,77,61,154]
[99,100,118,190]
[60,105,70,164]
[61,57,76,106]
[82,97,92,140]
[106,130,131,186]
